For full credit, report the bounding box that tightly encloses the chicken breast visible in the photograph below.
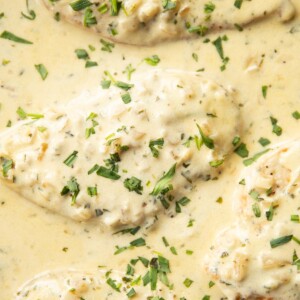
[42,0,295,45]
[0,69,240,227]
[205,140,300,299]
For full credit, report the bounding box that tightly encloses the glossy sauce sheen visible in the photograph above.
[1,0,300,299]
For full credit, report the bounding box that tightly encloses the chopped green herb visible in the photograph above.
[123,64,136,80]
[34,64,48,80]
[162,236,169,247]
[262,85,268,99]
[0,31,33,44]
[110,0,122,16]
[124,177,143,194]
[85,60,98,68]
[270,235,293,248]
[70,0,92,11]
[202,296,211,300]
[1,158,13,177]
[162,0,177,11]
[75,49,89,59]
[0,12,4,19]
[270,116,282,136]
[63,150,78,167]
[183,278,193,288]
[208,281,215,288]
[291,215,300,223]
[204,2,215,14]
[175,197,191,213]
[232,136,241,146]
[98,3,108,14]
[252,203,261,218]
[234,0,243,9]
[188,25,208,36]
[83,8,97,27]
[126,288,136,298]
[144,55,160,66]
[186,249,193,255]
[196,124,214,149]
[16,107,44,120]
[292,111,300,120]
[21,0,36,20]
[106,277,121,292]
[60,177,80,205]
[97,166,120,180]
[149,138,164,158]
[101,79,111,89]
[170,246,177,255]
[293,236,300,245]
[212,36,224,59]
[114,226,141,235]
[192,53,198,62]
[209,159,224,168]
[87,186,97,196]
[258,137,271,147]
[121,93,131,104]
[234,143,249,158]
[243,149,270,166]
[130,237,146,247]
[88,164,99,175]
[266,205,274,221]
[115,81,134,91]
[100,38,115,52]
[150,163,176,196]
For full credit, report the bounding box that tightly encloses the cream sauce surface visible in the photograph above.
[1,0,300,299]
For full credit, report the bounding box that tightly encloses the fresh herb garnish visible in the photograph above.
[162,0,177,11]
[270,235,293,248]
[87,186,97,196]
[150,163,176,196]
[258,137,271,147]
[75,48,89,60]
[234,0,243,9]
[35,64,48,80]
[270,116,282,136]
[21,0,36,20]
[292,111,300,120]
[243,149,270,166]
[262,85,268,99]
[60,177,80,204]
[124,177,143,194]
[106,277,121,292]
[149,138,164,158]
[113,226,141,235]
[204,2,215,14]
[130,237,146,247]
[97,166,120,180]
[183,278,193,288]
[1,158,13,178]
[121,93,131,104]
[196,124,214,149]
[234,143,249,158]
[83,8,97,27]
[100,38,115,52]
[144,55,160,66]
[0,31,33,44]
[63,150,78,167]
[70,0,92,11]
[175,197,191,213]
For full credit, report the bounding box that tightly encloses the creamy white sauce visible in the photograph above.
[1,0,300,299]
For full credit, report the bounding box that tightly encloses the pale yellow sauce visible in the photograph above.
[1,0,300,299]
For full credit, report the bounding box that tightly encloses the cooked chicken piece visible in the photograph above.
[42,0,295,45]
